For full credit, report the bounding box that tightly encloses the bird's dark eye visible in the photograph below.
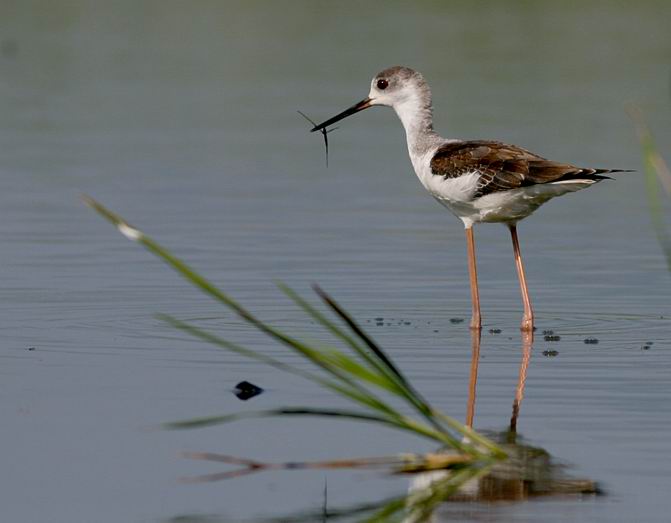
[376,79,388,90]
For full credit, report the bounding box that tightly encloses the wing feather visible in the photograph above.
[429,141,625,198]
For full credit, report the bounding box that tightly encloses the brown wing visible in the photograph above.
[430,140,619,198]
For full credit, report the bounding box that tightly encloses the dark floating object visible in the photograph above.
[376,322,384,326]
[26,346,35,351]
[542,330,554,335]
[542,350,559,357]
[489,328,502,334]
[450,318,464,324]
[584,337,599,345]
[298,110,338,168]
[233,381,264,401]
[641,341,654,351]
[544,335,561,342]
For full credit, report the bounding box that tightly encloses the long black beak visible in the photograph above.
[310,97,373,132]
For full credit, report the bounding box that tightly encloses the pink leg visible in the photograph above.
[509,225,534,332]
[465,227,482,330]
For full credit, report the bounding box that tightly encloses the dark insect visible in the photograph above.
[298,110,338,168]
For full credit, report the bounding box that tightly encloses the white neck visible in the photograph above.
[393,94,441,159]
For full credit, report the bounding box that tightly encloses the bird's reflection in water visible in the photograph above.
[411,329,597,512]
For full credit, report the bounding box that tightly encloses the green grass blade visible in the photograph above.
[320,348,405,395]
[313,284,408,386]
[164,407,473,449]
[159,313,322,383]
[277,283,409,394]
[164,408,393,430]
[164,391,468,449]
[628,106,671,270]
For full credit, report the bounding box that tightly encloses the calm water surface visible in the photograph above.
[1,1,670,522]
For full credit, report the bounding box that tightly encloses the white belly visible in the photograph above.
[436,180,595,227]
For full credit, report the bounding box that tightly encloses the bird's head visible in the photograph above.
[310,66,430,132]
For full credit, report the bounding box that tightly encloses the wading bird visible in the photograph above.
[310,66,629,331]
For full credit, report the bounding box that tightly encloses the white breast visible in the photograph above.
[410,151,478,200]
[409,150,481,225]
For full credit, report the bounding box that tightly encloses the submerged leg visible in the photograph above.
[465,227,482,330]
[509,224,534,331]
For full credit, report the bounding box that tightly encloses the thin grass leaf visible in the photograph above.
[184,451,472,472]
[358,498,408,523]
[165,408,471,448]
[313,284,407,385]
[159,314,321,384]
[164,408,392,430]
[321,348,405,395]
[628,106,671,270]
[277,283,409,394]
[184,452,398,469]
